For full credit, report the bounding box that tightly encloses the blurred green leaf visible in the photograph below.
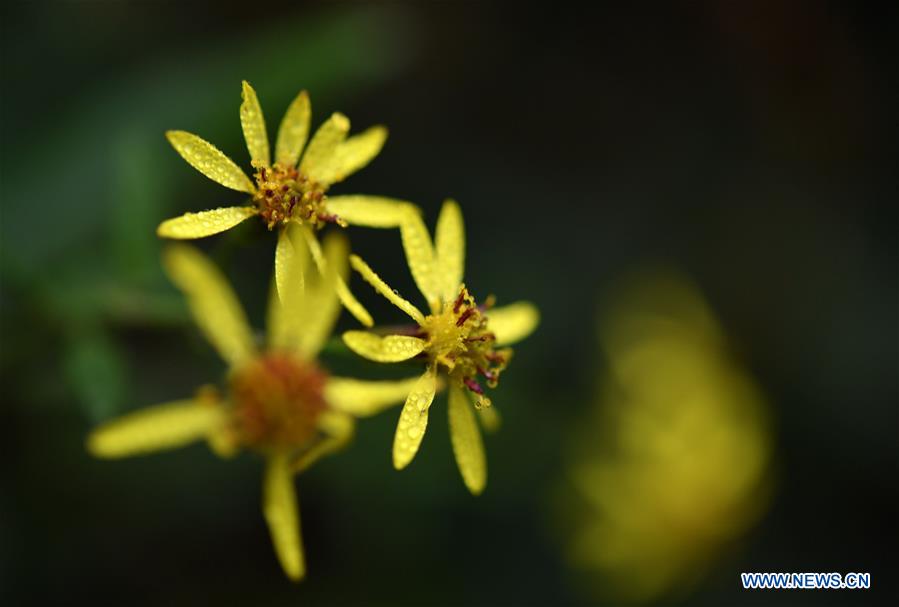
[109,128,169,285]
[63,328,128,423]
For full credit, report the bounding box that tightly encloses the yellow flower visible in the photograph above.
[86,233,419,581]
[158,80,415,327]
[341,200,539,494]
[562,272,772,603]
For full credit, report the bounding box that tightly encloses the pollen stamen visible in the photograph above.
[253,163,334,230]
[420,285,512,401]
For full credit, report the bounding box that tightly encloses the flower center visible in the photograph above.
[252,163,345,230]
[229,352,329,450]
[419,286,511,408]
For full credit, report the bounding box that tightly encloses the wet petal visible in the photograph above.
[325,376,422,417]
[299,112,349,185]
[299,225,373,327]
[270,224,306,350]
[263,453,305,581]
[487,301,540,345]
[448,385,487,494]
[87,400,224,458]
[163,244,256,366]
[274,223,305,303]
[275,90,311,167]
[392,364,437,470]
[165,130,255,193]
[240,81,270,168]
[157,206,258,239]
[350,254,425,324]
[326,195,414,228]
[434,199,465,301]
[342,331,426,362]
[399,207,441,307]
[325,125,387,184]
[294,231,345,356]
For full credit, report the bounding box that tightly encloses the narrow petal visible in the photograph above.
[434,199,465,301]
[448,385,487,494]
[486,302,540,346]
[299,225,373,327]
[165,130,255,194]
[240,81,270,168]
[294,231,345,356]
[163,244,256,366]
[274,224,304,305]
[350,254,425,324]
[478,406,502,433]
[275,90,311,167]
[400,207,442,308]
[87,400,224,458]
[270,225,306,350]
[299,112,349,186]
[343,331,426,363]
[325,376,422,417]
[291,410,354,473]
[393,364,437,469]
[324,125,387,185]
[272,230,345,356]
[157,206,258,239]
[263,453,305,581]
[326,195,415,228]
[334,275,374,328]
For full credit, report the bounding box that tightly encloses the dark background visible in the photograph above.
[1,2,896,605]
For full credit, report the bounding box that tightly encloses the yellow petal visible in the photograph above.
[165,130,255,194]
[326,195,415,228]
[325,376,422,417]
[299,225,373,327]
[447,385,487,494]
[392,364,437,469]
[292,410,354,473]
[240,81,270,168]
[487,301,540,346]
[157,206,258,239]
[87,400,224,458]
[163,244,256,366]
[263,453,305,581]
[350,254,425,324]
[399,207,442,307]
[434,199,465,301]
[334,275,374,327]
[343,331,426,363]
[294,231,345,356]
[270,225,306,351]
[478,406,502,433]
[325,125,387,185]
[299,112,349,185]
[275,90,311,167]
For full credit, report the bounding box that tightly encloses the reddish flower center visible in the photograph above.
[229,352,329,449]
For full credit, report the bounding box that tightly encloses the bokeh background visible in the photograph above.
[1,2,896,605]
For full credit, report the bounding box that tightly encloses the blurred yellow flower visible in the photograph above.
[158,80,415,327]
[87,233,418,581]
[342,200,539,494]
[562,272,773,603]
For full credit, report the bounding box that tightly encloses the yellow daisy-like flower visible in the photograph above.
[342,200,539,494]
[158,80,414,327]
[563,272,772,603]
[86,233,418,581]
